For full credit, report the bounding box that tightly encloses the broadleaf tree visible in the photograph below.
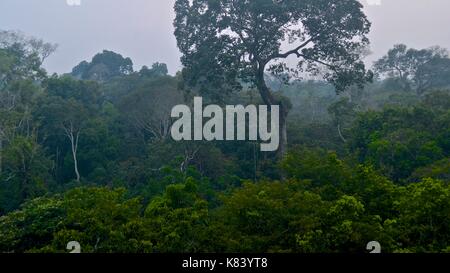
[374,44,450,94]
[174,0,373,156]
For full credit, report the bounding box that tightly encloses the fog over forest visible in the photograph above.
[0,0,449,255]
[1,0,450,74]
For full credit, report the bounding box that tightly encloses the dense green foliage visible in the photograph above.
[0,8,449,253]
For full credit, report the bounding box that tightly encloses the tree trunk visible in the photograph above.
[72,149,80,182]
[67,128,81,182]
[278,103,288,158]
[337,123,347,143]
[256,67,289,158]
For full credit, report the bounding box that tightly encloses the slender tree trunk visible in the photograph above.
[65,124,81,182]
[71,132,80,182]
[337,123,347,143]
[72,148,80,182]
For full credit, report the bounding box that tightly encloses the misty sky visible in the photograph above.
[1,0,450,75]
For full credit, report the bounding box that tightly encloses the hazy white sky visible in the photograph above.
[1,0,449,75]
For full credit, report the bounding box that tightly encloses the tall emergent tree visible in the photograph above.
[174,0,373,156]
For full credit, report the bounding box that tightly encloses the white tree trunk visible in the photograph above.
[71,131,81,182]
[65,123,81,182]
[338,123,347,143]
